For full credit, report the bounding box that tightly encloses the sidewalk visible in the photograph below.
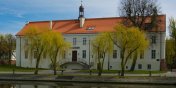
[0,70,176,85]
[0,74,176,85]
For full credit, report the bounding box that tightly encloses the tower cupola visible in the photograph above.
[78,1,85,28]
[79,3,84,18]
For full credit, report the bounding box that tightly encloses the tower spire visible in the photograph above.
[78,0,85,28]
[79,0,84,18]
[81,0,83,5]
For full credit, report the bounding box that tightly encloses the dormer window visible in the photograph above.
[86,26,95,30]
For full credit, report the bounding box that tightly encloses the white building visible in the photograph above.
[16,4,166,71]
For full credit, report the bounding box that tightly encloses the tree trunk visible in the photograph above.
[34,85,38,88]
[8,51,11,65]
[98,69,102,76]
[121,65,125,76]
[130,58,137,71]
[53,63,57,75]
[130,60,137,71]
[120,51,125,76]
[130,52,138,71]
[98,62,102,76]
[54,68,57,75]
[34,58,40,74]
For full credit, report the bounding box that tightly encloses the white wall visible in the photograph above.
[16,32,166,71]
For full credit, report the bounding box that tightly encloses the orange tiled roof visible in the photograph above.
[16,15,166,36]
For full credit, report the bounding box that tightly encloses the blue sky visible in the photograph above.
[0,0,176,36]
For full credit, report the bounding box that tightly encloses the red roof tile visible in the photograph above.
[16,15,166,36]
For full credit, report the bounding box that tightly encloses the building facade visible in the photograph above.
[16,5,166,71]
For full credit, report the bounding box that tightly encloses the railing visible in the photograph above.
[58,58,70,65]
[77,58,87,65]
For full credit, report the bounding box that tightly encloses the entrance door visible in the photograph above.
[72,51,77,61]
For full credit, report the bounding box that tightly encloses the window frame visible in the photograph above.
[140,50,144,59]
[151,36,156,44]
[83,38,86,45]
[63,51,66,59]
[151,50,156,59]
[113,50,117,59]
[138,64,142,69]
[147,64,151,70]
[34,51,37,59]
[43,53,46,59]
[73,38,76,45]
[82,50,86,59]
[25,50,28,59]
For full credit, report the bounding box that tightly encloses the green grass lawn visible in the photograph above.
[0,65,44,72]
[80,69,165,74]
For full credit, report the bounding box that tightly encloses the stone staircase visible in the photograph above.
[58,58,89,69]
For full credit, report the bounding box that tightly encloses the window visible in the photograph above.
[25,50,28,59]
[123,21,129,26]
[140,50,144,59]
[83,38,86,45]
[110,66,112,69]
[113,50,117,59]
[73,38,76,45]
[147,64,151,70]
[24,39,28,45]
[138,64,142,69]
[144,23,152,30]
[63,51,66,59]
[82,50,86,58]
[86,26,95,30]
[129,54,132,59]
[151,36,156,44]
[151,50,156,59]
[126,66,128,69]
[100,53,104,58]
[43,53,46,59]
[34,51,37,59]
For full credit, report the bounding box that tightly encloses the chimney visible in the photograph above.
[50,20,52,29]
[79,17,85,28]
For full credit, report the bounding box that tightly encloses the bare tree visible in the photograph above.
[119,0,160,29]
[119,0,160,71]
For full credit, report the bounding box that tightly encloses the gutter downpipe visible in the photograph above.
[20,36,22,67]
[89,35,91,75]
